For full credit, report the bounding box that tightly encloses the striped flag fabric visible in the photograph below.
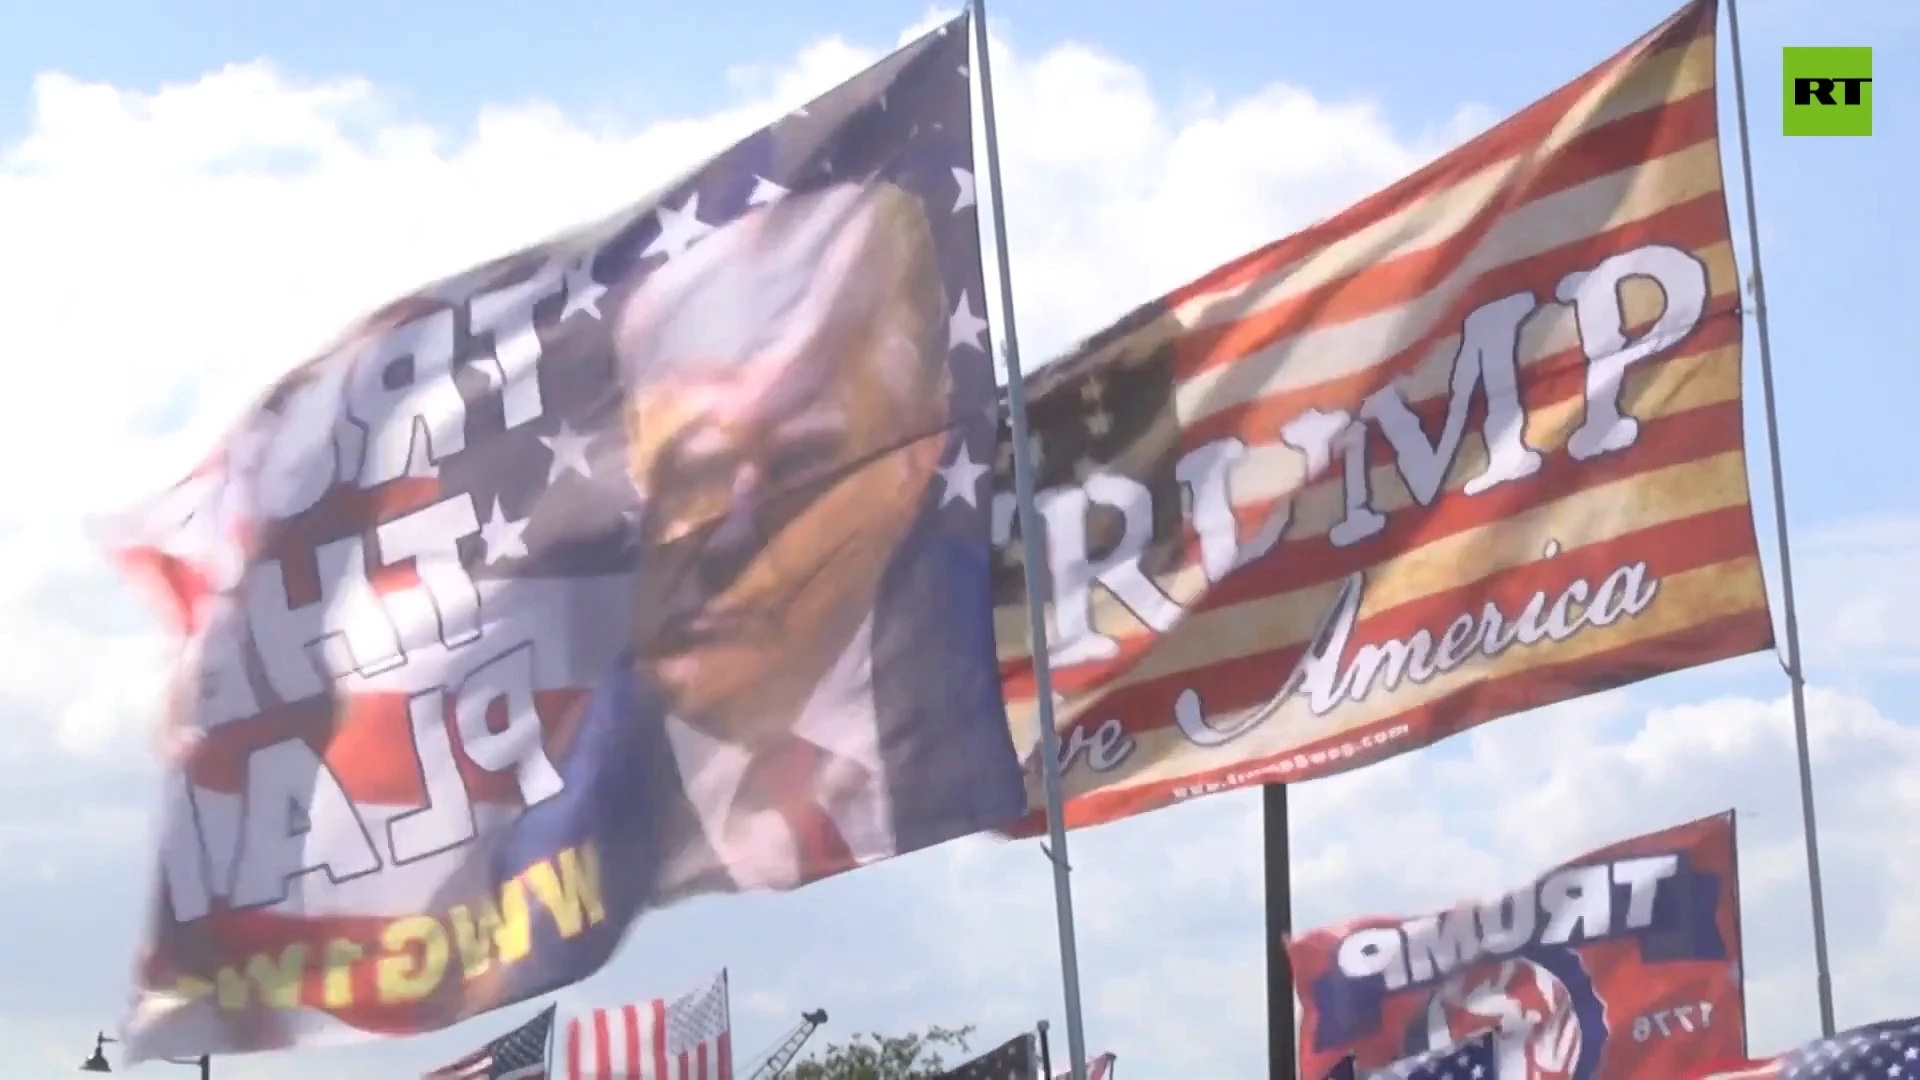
[1054,1051,1116,1080]
[1686,1014,1920,1077]
[564,970,732,1080]
[987,0,1769,833]
[424,1006,554,1080]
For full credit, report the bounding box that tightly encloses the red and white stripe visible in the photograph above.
[565,971,732,1080]
[1055,1051,1115,1080]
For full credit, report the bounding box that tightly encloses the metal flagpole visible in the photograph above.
[1264,786,1298,1080]
[546,1003,559,1078]
[1038,1020,1055,1079]
[1729,810,1752,1057]
[967,1,1094,1077]
[1723,0,1837,1038]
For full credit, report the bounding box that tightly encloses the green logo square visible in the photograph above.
[1783,46,1873,136]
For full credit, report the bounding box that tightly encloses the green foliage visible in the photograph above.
[786,1024,976,1080]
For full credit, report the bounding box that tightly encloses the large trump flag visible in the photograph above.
[987,0,1772,831]
[107,15,1024,1060]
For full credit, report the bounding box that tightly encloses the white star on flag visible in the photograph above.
[937,442,988,507]
[747,176,789,206]
[951,167,975,213]
[642,194,714,260]
[540,422,594,484]
[559,257,606,321]
[478,500,531,565]
[949,291,990,353]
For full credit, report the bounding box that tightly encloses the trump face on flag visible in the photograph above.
[617,177,971,896]
[110,19,1011,1058]
[478,172,1025,1005]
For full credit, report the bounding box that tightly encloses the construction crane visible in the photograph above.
[746,1008,829,1080]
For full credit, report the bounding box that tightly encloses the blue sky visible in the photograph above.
[0,0,1916,1077]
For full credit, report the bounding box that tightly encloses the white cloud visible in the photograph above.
[2,10,1916,1080]
[898,680,1920,1078]
[1797,515,1920,674]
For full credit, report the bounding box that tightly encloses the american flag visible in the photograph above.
[1053,1051,1115,1080]
[1690,1015,1920,1078]
[1321,1033,1495,1080]
[425,1006,554,1080]
[988,0,1773,837]
[563,970,731,1080]
[110,11,1006,1062]
[939,1034,1036,1080]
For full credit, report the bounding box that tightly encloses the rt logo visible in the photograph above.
[1783,46,1873,136]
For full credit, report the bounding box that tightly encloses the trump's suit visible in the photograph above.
[481,494,1025,1005]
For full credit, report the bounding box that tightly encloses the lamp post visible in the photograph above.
[80,1032,211,1079]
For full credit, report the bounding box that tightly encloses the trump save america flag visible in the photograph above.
[108,14,1026,1061]
[988,0,1769,830]
[1288,812,1747,1080]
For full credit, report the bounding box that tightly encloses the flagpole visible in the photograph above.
[1729,811,1752,1058]
[1264,785,1298,1080]
[1723,0,1837,1039]
[545,1003,558,1078]
[967,2,1094,1078]
[1038,1020,1055,1079]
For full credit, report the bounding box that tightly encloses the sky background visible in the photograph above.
[0,0,1915,1076]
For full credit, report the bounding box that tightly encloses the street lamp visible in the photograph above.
[79,1032,212,1079]
[79,1034,112,1073]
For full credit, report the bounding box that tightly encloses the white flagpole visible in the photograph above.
[966,2,1093,1078]
[1723,0,1837,1038]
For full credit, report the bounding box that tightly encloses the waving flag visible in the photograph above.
[1055,1051,1116,1080]
[1288,812,1746,1080]
[1685,1013,1920,1077]
[424,1006,554,1080]
[987,0,1768,832]
[940,1034,1037,1079]
[563,970,730,1080]
[111,14,1024,1061]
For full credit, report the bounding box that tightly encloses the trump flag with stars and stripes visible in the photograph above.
[987,0,1770,833]
[562,970,731,1080]
[108,12,1027,1062]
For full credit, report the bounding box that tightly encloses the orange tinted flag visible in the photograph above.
[1287,813,1747,1079]
[989,0,1767,830]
